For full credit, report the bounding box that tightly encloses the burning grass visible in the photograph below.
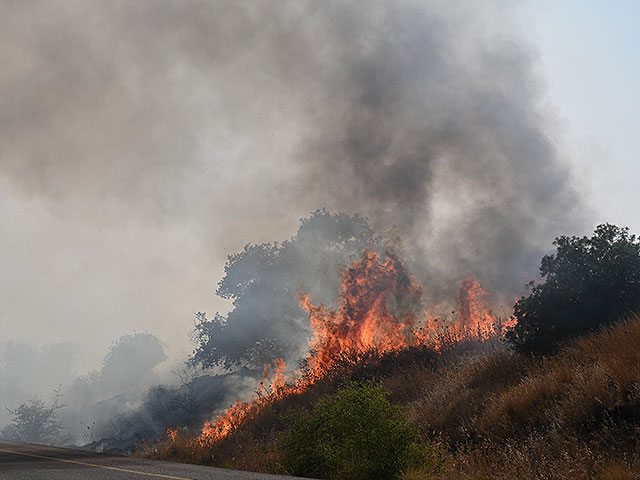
[145,317,640,478]
[142,248,640,479]
[147,249,501,454]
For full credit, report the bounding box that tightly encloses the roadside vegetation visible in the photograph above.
[144,224,640,479]
[1,390,65,445]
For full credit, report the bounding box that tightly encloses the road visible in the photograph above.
[0,440,307,480]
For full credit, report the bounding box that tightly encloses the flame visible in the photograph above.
[270,358,287,393]
[454,276,497,338]
[197,358,289,445]
[176,248,515,448]
[300,249,422,378]
[199,399,261,444]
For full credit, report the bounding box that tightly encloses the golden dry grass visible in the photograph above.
[407,315,640,479]
[145,315,640,479]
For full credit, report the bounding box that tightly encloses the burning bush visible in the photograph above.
[507,224,640,353]
[282,382,439,480]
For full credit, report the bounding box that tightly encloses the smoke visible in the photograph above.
[0,333,256,452]
[190,210,385,368]
[0,342,76,429]
[0,0,588,448]
[0,333,266,450]
[288,2,585,298]
[0,0,584,301]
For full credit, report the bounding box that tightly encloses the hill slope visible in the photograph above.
[146,316,640,479]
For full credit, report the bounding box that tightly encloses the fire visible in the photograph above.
[197,358,290,445]
[176,248,514,448]
[453,275,517,336]
[259,358,288,396]
[199,400,261,444]
[454,276,498,338]
[270,358,287,393]
[259,358,287,396]
[300,249,422,379]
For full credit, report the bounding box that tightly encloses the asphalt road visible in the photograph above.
[0,440,307,480]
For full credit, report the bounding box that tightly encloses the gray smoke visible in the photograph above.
[190,210,385,369]
[0,0,588,448]
[0,342,76,430]
[288,2,585,299]
[0,333,267,450]
[0,333,170,445]
[0,1,584,300]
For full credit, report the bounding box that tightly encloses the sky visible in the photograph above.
[1,1,639,377]
[523,0,640,229]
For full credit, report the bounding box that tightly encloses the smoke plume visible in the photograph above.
[1,1,583,296]
[0,0,587,449]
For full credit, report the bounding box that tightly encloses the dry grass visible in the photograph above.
[401,466,439,480]
[408,316,640,479]
[145,315,640,479]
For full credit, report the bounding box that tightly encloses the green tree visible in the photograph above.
[507,224,640,353]
[282,383,437,480]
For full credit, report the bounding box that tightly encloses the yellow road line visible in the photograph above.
[0,448,193,480]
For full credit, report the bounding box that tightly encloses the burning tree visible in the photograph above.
[189,210,383,369]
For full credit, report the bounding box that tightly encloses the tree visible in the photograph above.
[190,210,383,369]
[2,392,64,445]
[507,224,640,353]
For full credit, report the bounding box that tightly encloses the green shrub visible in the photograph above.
[507,223,640,354]
[282,382,437,480]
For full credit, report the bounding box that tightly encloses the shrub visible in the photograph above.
[2,396,64,445]
[281,382,437,480]
[507,223,640,353]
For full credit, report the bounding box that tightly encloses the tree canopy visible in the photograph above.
[190,210,382,369]
[507,224,640,353]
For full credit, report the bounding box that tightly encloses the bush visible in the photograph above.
[2,397,64,445]
[507,224,640,353]
[282,383,437,480]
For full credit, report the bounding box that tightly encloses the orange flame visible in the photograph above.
[270,358,287,393]
[453,276,497,338]
[199,399,261,444]
[300,249,422,379]
[178,249,515,447]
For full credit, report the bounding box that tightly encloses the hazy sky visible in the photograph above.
[524,1,640,229]
[1,1,638,375]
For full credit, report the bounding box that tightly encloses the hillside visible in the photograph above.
[144,314,640,479]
